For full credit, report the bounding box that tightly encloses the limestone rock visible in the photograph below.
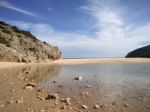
[93,104,100,109]
[0,21,61,63]
[26,82,37,87]
[81,105,88,109]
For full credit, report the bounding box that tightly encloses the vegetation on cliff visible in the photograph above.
[126,45,150,58]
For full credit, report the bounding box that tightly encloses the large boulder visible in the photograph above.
[0,21,61,63]
[126,45,150,58]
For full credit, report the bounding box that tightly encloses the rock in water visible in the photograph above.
[126,45,150,58]
[0,21,61,63]
[74,75,82,81]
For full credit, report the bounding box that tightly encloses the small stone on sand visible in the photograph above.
[60,105,66,109]
[16,99,23,103]
[46,93,59,100]
[81,105,88,109]
[66,98,71,105]
[123,104,129,108]
[16,97,23,103]
[39,109,45,112]
[7,100,14,104]
[26,82,37,87]
[112,101,117,106]
[93,104,100,109]
[0,104,4,108]
[24,86,33,90]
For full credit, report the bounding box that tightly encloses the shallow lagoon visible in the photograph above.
[39,63,150,111]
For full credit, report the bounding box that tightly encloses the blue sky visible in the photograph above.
[0,0,150,58]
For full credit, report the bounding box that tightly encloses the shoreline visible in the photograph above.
[51,58,150,65]
[0,58,150,68]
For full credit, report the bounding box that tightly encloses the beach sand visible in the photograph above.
[52,58,150,65]
[0,58,150,112]
[0,58,150,69]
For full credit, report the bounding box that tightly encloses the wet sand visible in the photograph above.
[0,58,150,112]
[0,65,62,112]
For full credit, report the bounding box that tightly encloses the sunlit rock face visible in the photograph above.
[126,45,150,58]
[0,21,61,63]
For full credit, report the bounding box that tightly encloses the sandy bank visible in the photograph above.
[0,58,150,69]
[51,58,150,65]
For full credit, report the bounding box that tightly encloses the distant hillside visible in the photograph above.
[126,45,150,58]
[0,21,61,63]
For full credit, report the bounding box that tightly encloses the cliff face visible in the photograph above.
[0,21,61,63]
[126,45,150,58]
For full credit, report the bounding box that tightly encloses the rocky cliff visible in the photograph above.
[0,21,61,63]
[126,45,150,58]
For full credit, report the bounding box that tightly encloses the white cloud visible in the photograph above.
[0,1,37,17]
[78,0,150,56]
[8,0,150,57]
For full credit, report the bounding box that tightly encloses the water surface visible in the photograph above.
[39,63,150,112]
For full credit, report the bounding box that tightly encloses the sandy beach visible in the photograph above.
[0,58,150,69]
[52,58,150,65]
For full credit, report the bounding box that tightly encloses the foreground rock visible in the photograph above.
[60,97,71,105]
[93,104,100,109]
[46,93,59,100]
[81,105,88,109]
[0,21,61,63]
[24,82,37,90]
[126,45,150,58]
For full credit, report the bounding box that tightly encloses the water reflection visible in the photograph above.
[0,64,61,82]
[21,64,61,82]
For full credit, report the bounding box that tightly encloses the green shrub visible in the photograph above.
[2,29,11,34]
[11,26,18,31]
[12,26,37,40]
[0,21,9,26]
[0,25,4,29]
[0,36,9,45]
